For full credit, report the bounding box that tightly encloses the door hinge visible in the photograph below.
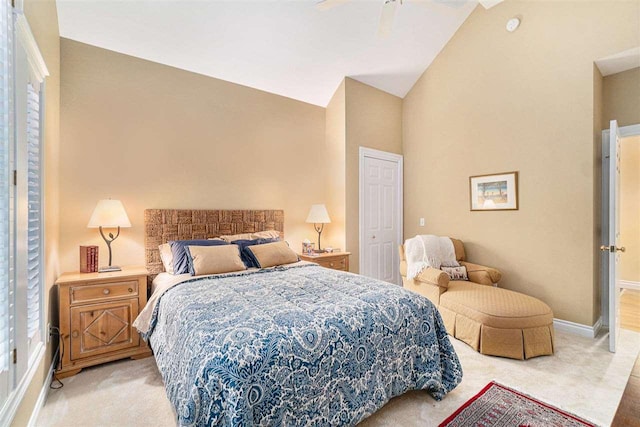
[12,348,16,364]
[12,170,16,186]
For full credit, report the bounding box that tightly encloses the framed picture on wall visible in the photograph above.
[469,171,519,211]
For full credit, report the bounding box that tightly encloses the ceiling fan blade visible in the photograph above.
[478,0,503,9]
[378,0,399,38]
[316,0,350,11]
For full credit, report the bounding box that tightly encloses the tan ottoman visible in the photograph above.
[439,281,554,360]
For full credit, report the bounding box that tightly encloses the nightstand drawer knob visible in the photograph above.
[72,331,79,338]
[102,289,110,295]
[330,263,334,267]
[128,288,133,293]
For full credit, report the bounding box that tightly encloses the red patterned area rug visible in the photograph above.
[440,381,597,427]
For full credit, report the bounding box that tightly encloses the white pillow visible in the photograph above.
[159,243,174,274]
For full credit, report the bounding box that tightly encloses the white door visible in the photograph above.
[604,120,623,353]
[359,148,403,285]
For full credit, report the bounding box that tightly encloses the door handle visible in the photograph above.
[372,235,376,239]
[600,245,626,253]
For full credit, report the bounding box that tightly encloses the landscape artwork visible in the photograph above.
[470,172,518,211]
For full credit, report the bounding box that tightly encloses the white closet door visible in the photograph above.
[360,149,402,285]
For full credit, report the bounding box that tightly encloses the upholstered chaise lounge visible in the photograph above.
[399,238,554,360]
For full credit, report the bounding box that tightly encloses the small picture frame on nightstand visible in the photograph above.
[302,242,315,255]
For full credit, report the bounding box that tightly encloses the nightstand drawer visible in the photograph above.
[298,252,350,272]
[317,257,347,271]
[70,280,139,304]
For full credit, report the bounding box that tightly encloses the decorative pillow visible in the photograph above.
[441,266,469,281]
[185,245,246,276]
[246,241,299,268]
[251,230,281,239]
[158,243,174,274]
[169,239,229,275]
[219,233,254,242]
[231,238,280,268]
[219,230,280,242]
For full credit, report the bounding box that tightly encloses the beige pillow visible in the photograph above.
[218,230,280,242]
[218,233,254,242]
[159,243,174,274]
[247,241,298,268]
[251,230,281,239]
[187,245,246,276]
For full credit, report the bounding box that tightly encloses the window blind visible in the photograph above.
[26,82,40,350]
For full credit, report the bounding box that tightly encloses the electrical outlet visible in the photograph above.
[419,218,425,227]
[46,322,51,343]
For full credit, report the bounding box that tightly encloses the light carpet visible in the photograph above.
[36,329,640,427]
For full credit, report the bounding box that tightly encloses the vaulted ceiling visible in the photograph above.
[56,0,481,107]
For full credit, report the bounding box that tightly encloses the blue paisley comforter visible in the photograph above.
[144,263,462,426]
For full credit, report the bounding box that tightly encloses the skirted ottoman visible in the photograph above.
[438,281,554,360]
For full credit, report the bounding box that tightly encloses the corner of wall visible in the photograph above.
[324,80,347,252]
[592,64,604,324]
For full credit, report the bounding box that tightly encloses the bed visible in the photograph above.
[135,209,463,426]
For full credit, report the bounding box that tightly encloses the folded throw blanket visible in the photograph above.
[405,235,460,279]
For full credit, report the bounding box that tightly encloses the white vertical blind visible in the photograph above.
[25,81,40,352]
[0,0,12,402]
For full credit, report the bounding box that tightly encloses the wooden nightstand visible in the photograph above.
[55,266,152,378]
[299,252,351,272]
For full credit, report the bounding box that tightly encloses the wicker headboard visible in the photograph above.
[144,209,284,275]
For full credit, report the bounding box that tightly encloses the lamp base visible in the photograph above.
[98,265,122,273]
[313,249,328,254]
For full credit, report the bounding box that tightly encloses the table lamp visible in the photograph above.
[87,199,131,272]
[306,204,331,253]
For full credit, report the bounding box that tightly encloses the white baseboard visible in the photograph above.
[620,280,640,291]
[27,349,57,427]
[553,317,602,339]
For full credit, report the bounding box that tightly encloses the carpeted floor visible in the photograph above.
[37,328,640,427]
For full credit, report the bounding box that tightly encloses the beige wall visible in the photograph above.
[59,39,328,273]
[324,78,402,272]
[603,67,640,128]
[324,80,346,252]
[403,1,639,325]
[344,78,402,272]
[621,135,640,283]
[13,0,60,425]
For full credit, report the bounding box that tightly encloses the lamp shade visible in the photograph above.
[87,199,132,228]
[306,204,331,224]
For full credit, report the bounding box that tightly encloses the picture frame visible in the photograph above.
[469,171,519,211]
[302,241,315,255]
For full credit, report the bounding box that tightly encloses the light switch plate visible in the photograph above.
[419,218,425,226]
